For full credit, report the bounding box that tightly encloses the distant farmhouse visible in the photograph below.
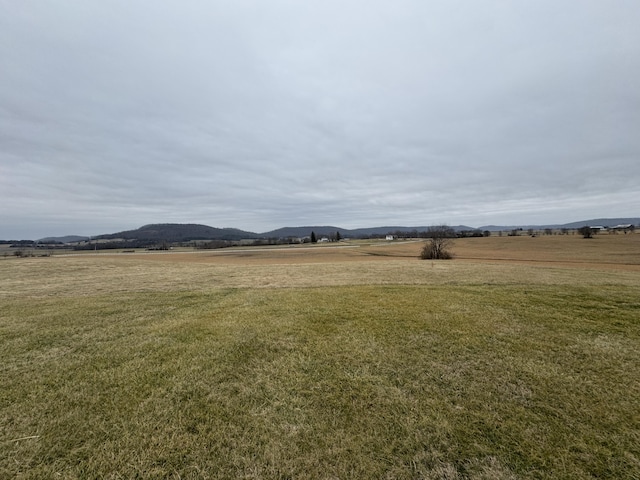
[588,224,634,233]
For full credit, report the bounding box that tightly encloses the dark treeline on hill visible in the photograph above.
[95,224,260,242]
[37,235,89,244]
[260,225,475,238]
[72,239,155,251]
[87,224,479,244]
[253,217,640,238]
[4,218,639,245]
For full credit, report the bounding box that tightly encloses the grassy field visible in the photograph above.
[1,234,639,478]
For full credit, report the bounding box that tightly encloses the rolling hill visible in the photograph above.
[94,224,260,242]
[25,217,639,244]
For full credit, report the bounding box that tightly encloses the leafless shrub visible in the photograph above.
[420,226,455,260]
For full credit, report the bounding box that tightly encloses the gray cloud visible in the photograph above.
[1,1,639,238]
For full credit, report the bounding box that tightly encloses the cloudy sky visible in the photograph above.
[1,1,639,238]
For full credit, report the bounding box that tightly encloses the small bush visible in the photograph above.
[420,226,454,260]
[578,226,594,239]
[420,241,453,259]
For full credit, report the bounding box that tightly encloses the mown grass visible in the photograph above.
[2,270,639,478]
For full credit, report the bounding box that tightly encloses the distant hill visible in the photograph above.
[347,225,475,237]
[95,224,260,242]
[89,224,481,243]
[261,226,347,238]
[555,218,639,229]
[27,218,639,243]
[37,235,89,243]
[479,218,640,231]
[260,225,475,238]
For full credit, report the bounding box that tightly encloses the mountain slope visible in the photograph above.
[260,225,475,238]
[37,235,90,243]
[31,218,639,243]
[261,226,346,238]
[479,218,640,231]
[95,224,260,242]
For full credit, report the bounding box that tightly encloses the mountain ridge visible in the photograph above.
[31,217,639,243]
[477,217,639,231]
[94,223,260,242]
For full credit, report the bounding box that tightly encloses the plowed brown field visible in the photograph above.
[109,233,640,270]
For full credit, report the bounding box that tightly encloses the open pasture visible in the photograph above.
[1,234,639,478]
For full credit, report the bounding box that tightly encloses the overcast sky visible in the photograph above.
[1,1,639,238]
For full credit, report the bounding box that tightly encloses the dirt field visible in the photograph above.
[75,233,640,269]
[3,234,638,298]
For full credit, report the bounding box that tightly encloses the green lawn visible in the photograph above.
[2,278,639,478]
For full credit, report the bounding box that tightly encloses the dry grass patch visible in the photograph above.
[2,280,640,478]
[2,249,640,300]
[452,233,640,267]
[2,240,639,478]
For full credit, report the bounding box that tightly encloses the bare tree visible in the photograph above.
[420,225,455,260]
[578,226,594,239]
